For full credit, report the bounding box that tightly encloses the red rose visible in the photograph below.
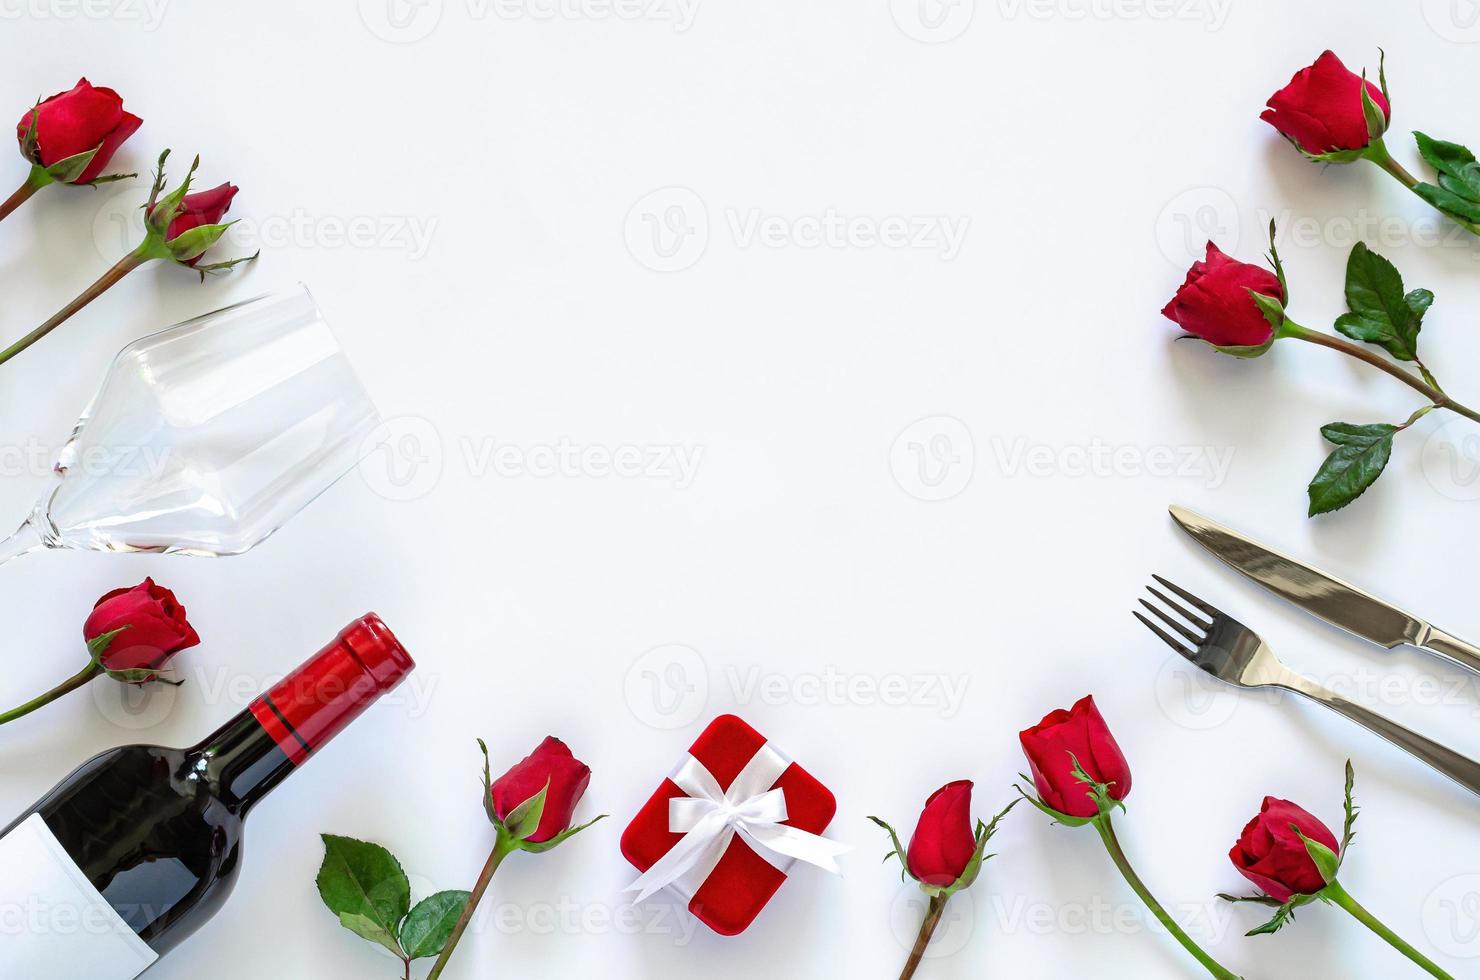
[490,737,592,843]
[1019,695,1131,819]
[905,780,977,886]
[149,181,239,265]
[1162,242,1284,348]
[1229,797,1339,903]
[16,78,142,184]
[1262,51,1389,157]
[83,578,200,678]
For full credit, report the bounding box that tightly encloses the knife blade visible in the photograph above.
[1169,504,1480,677]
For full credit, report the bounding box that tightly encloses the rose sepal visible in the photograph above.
[1208,221,1289,358]
[137,149,257,279]
[1013,756,1123,828]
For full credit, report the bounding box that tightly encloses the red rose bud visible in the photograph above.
[149,180,239,265]
[490,736,592,843]
[1019,695,1131,819]
[905,780,977,886]
[1262,51,1389,158]
[15,78,142,184]
[83,577,200,679]
[1162,242,1285,349]
[1229,797,1340,903]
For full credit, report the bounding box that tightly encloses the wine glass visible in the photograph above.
[0,285,382,564]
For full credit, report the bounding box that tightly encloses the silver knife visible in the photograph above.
[1169,504,1480,677]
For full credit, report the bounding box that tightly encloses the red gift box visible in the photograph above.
[620,714,840,935]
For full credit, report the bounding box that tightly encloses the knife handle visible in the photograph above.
[1421,627,1480,677]
[1292,684,1480,798]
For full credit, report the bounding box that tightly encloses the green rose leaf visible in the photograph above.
[1307,423,1397,516]
[1413,132,1480,222]
[316,835,411,957]
[399,890,472,960]
[1332,242,1428,362]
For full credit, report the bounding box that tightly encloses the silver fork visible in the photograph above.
[1136,574,1480,799]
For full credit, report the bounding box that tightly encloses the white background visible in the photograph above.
[1,1,1479,977]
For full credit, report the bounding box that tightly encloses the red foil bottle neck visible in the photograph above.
[249,613,414,766]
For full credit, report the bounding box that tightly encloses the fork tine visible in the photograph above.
[1151,574,1220,619]
[1133,610,1194,657]
[1138,597,1204,644]
[1145,585,1213,633]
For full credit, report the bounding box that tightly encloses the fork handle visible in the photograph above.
[1292,683,1480,797]
[1420,627,1480,678]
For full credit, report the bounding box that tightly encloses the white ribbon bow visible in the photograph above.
[625,743,851,904]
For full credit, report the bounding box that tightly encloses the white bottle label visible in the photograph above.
[0,812,159,978]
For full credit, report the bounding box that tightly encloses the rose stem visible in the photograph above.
[898,893,948,980]
[0,176,43,223]
[1282,322,1480,426]
[0,662,104,727]
[1324,881,1453,980]
[1092,815,1242,980]
[425,832,517,980]
[0,247,149,368]
[1364,138,1480,237]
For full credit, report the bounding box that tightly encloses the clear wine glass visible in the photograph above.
[0,285,382,564]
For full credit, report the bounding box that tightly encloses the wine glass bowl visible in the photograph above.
[11,285,381,560]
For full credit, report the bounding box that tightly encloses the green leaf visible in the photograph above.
[334,912,403,958]
[1333,243,1427,362]
[316,835,411,958]
[1414,182,1480,223]
[1307,423,1397,516]
[399,890,471,960]
[1415,132,1480,198]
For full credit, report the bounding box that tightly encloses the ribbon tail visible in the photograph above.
[625,816,734,903]
[743,823,853,875]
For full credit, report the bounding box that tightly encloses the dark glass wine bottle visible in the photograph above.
[0,613,414,979]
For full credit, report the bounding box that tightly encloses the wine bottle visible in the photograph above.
[0,612,414,978]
